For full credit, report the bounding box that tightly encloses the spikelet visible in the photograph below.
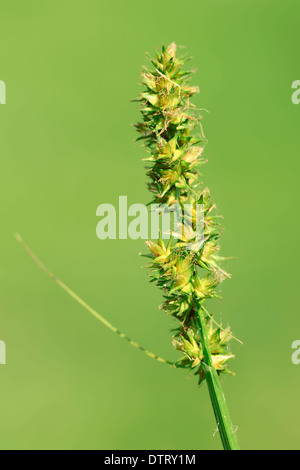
[135,43,234,383]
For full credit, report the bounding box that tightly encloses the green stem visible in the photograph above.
[197,305,240,451]
[15,233,173,366]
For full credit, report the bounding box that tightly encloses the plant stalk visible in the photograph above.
[15,233,173,366]
[197,306,240,450]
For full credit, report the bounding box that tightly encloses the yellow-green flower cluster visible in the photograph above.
[135,43,234,383]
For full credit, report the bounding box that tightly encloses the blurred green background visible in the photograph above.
[0,0,299,450]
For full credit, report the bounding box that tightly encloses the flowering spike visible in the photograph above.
[135,43,235,382]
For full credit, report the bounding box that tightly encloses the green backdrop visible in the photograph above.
[0,0,299,450]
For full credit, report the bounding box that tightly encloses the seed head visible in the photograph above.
[135,43,235,382]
